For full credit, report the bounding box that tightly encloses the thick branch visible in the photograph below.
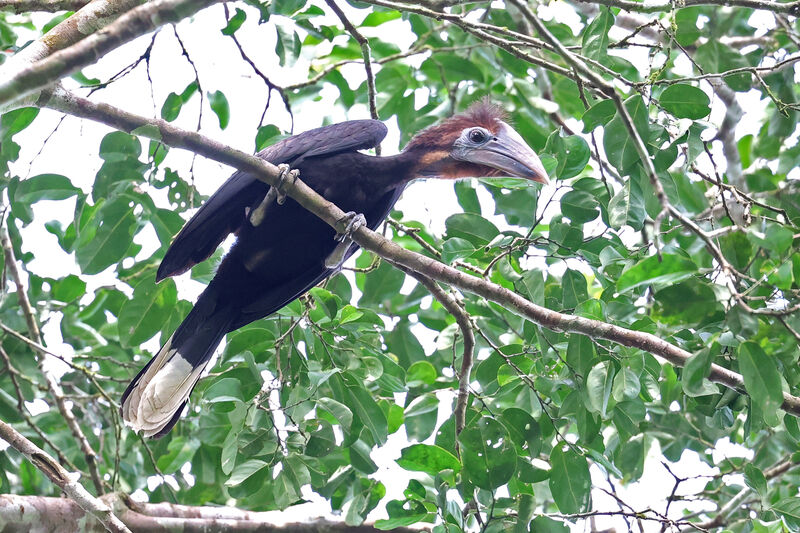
[0,0,90,12]
[0,494,420,533]
[0,0,220,111]
[37,87,800,418]
[3,0,144,74]
[0,424,129,532]
[570,0,800,14]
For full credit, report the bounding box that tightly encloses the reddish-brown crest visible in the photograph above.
[404,99,508,152]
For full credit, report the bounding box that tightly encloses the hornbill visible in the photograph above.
[121,101,548,437]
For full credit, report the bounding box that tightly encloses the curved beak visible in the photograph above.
[458,122,549,184]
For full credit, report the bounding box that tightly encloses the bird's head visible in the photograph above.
[404,100,549,184]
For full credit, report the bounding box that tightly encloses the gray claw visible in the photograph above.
[335,211,367,243]
[250,165,300,226]
[274,163,299,205]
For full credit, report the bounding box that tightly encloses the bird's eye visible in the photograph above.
[468,128,488,144]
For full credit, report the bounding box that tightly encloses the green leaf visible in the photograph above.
[441,237,476,264]
[160,92,183,122]
[1,107,39,139]
[360,260,405,306]
[581,99,615,132]
[208,90,230,129]
[255,125,282,152]
[445,213,499,246]
[75,198,140,274]
[549,445,591,514]
[675,8,701,46]
[744,463,768,500]
[317,397,354,433]
[375,500,428,530]
[773,497,800,529]
[617,254,697,292]
[226,459,269,486]
[406,361,436,387]
[738,342,783,426]
[349,439,378,474]
[221,8,246,35]
[99,131,142,161]
[360,11,401,26]
[603,95,650,175]
[659,84,711,119]
[531,516,570,533]
[345,381,388,445]
[11,174,80,224]
[566,334,595,377]
[695,41,751,91]
[612,368,641,402]
[157,437,199,472]
[500,408,541,456]
[586,360,615,417]
[682,348,719,397]
[404,394,439,442]
[51,275,86,303]
[397,444,460,475]
[608,177,645,230]
[275,25,301,67]
[545,131,590,180]
[118,276,178,347]
[458,416,516,489]
[582,9,614,61]
[454,180,481,214]
[560,189,599,224]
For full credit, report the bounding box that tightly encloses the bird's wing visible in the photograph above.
[157,120,388,281]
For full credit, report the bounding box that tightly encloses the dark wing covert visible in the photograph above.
[157,120,388,281]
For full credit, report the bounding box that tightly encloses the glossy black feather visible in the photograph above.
[157,120,388,281]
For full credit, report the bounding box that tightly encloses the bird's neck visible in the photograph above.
[379,147,455,182]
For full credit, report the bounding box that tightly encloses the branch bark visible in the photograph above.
[0,424,129,532]
[0,494,421,533]
[569,0,800,15]
[37,86,800,418]
[0,0,90,12]
[0,0,220,111]
[400,268,475,435]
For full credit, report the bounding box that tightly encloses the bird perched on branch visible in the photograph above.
[121,101,548,437]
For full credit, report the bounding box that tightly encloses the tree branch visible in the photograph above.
[400,268,475,435]
[0,423,129,532]
[0,494,424,533]
[681,457,798,531]
[0,0,90,13]
[0,0,220,111]
[0,224,105,495]
[36,87,800,418]
[570,0,800,15]
[324,0,381,153]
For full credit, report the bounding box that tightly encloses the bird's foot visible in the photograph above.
[335,211,367,243]
[274,163,299,205]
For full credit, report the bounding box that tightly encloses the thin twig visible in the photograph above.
[324,0,381,154]
[0,417,129,532]
[0,223,105,495]
[400,268,474,436]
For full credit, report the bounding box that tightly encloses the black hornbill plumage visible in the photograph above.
[121,101,548,437]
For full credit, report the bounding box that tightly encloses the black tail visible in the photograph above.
[121,292,233,438]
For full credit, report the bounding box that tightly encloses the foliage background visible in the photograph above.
[1,0,800,531]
